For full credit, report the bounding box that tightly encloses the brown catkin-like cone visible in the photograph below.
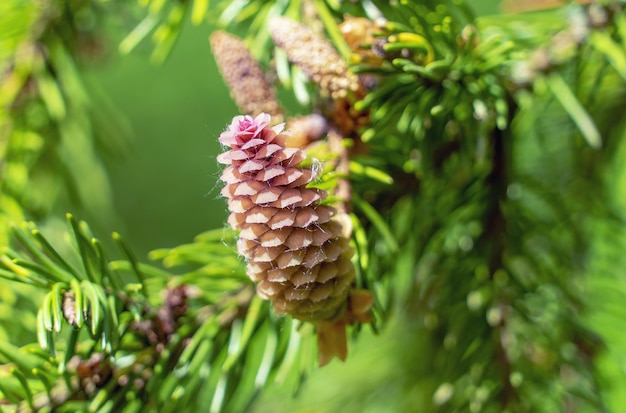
[217,113,356,324]
[268,17,361,99]
[210,31,283,122]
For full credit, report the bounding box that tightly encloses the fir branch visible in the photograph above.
[0,217,322,412]
[335,1,620,411]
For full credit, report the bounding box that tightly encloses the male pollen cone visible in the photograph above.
[268,16,360,99]
[217,113,372,366]
[210,31,283,122]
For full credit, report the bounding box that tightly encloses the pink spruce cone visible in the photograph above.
[217,113,357,323]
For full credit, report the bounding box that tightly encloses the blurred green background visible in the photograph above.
[5,0,626,411]
[85,22,233,258]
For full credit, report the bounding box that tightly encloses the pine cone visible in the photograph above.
[217,113,355,323]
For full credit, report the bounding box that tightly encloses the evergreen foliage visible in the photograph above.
[0,0,130,244]
[1,0,626,412]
